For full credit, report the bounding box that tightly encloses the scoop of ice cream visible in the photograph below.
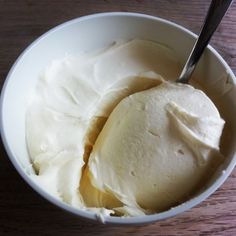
[26,39,225,217]
[87,81,225,214]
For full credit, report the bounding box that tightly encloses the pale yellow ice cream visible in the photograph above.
[26,39,225,217]
[86,81,225,214]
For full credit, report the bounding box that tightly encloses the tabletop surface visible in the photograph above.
[0,1,236,235]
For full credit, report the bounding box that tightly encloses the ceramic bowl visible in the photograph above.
[1,12,236,225]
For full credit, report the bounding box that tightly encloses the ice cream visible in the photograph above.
[86,81,225,214]
[26,39,225,217]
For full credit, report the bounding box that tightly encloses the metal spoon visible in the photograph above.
[177,0,233,84]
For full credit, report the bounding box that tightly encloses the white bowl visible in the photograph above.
[1,12,236,225]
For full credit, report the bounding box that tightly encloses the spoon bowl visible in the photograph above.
[1,12,236,224]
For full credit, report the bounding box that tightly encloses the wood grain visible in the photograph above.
[0,1,236,235]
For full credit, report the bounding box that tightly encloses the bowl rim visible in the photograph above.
[1,12,236,225]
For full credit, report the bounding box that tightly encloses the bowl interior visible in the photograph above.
[1,13,236,224]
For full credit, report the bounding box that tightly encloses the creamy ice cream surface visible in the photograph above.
[26,39,225,217]
[87,82,225,215]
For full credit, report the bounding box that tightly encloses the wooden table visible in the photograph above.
[1,1,236,235]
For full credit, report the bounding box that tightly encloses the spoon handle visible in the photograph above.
[177,0,233,83]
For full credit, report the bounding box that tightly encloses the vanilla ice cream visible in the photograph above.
[26,39,225,217]
[86,81,225,215]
